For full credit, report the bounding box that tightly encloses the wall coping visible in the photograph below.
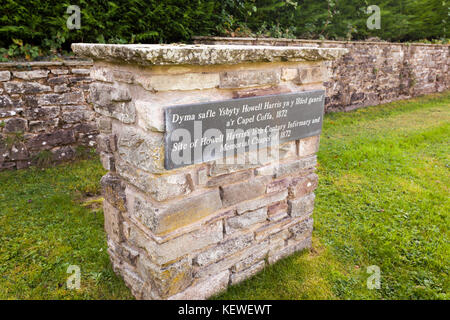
[0,59,93,68]
[71,43,348,66]
[193,36,450,48]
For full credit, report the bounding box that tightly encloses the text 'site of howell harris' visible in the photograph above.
[164,90,325,169]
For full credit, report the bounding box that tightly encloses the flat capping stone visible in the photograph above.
[0,59,93,68]
[71,43,348,66]
[193,36,450,48]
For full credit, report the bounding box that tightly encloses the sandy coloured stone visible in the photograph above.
[230,260,265,285]
[127,188,222,236]
[221,178,267,207]
[116,126,164,173]
[127,220,223,265]
[71,43,348,66]
[268,236,312,265]
[5,81,51,94]
[0,71,11,81]
[225,207,267,233]
[13,70,49,80]
[168,270,230,300]
[289,173,318,198]
[194,233,254,267]
[288,193,315,218]
[219,69,280,88]
[103,200,123,243]
[289,217,313,240]
[136,255,193,299]
[90,82,135,124]
[236,190,288,214]
[298,135,320,157]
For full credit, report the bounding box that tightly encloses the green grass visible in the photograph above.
[0,92,449,299]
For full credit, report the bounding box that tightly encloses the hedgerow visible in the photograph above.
[0,0,448,61]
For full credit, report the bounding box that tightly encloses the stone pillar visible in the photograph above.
[72,44,346,300]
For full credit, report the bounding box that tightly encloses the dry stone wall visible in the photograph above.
[0,60,96,170]
[194,37,450,112]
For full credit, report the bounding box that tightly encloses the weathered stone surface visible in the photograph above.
[128,188,222,235]
[101,173,127,212]
[9,143,28,161]
[267,200,289,217]
[52,146,76,162]
[230,260,265,285]
[23,106,59,120]
[268,236,312,265]
[233,243,268,272]
[236,190,288,214]
[135,100,165,132]
[116,160,192,202]
[103,200,123,243]
[100,152,115,171]
[50,69,69,75]
[219,69,280,88]
[168,270,229,300]
[71,68,91,75]
[61,105,94,123]
[298,136,320,157]
[256,156,317,178]
[96,133,116,154]
[225,207,267,233]
[90,82,135,123]
[289,173,318,198]
[4,118,27,133]
[13,70,49,80]
[288,193,315,218]
[266,177,291,194]
[141,73,220,91]
[206,170,253,188]
[26,129,76,151]
[194,233,254,267]
[117,126,164,173]
[127,220,223,265]
[254,215,300,241]
[137,255,193,299]
[289,217,313,240]
[0,71,11,81]
[4,81,51,94]
[54,84,69,93]
[221,178,266,207]
[97,116,112,133]
[298,65,323,84]
[38,92,85,105]
[72,43,348,66]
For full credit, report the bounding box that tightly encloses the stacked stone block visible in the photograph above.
[0,60,96,170]
[72,44,346,300]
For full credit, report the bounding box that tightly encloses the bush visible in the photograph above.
[0,0,447,61]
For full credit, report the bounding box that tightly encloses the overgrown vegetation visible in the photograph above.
[0,92,448,299]
[0,0,448,61]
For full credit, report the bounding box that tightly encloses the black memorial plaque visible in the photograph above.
[164,89,325,170]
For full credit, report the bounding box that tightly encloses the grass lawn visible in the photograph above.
[0,92,448,300]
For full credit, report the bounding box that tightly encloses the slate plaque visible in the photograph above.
[164,89,325,170]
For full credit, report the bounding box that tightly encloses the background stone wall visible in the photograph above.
[0,60,96,170]
[194,37,450,112]
[1,40,449,170]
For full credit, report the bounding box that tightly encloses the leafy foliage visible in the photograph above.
[0,0,448,60]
